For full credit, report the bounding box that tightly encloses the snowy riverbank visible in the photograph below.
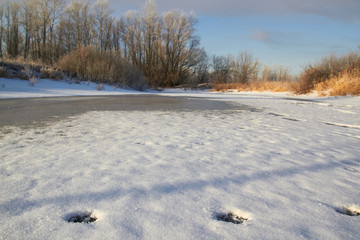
[1,78,360,239]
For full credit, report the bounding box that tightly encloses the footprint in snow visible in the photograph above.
[336,206,360,216]
[65,211,97,223]
[215,212,248,224]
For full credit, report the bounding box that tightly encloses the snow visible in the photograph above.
[0,78,142,98]
[1,78,360,239]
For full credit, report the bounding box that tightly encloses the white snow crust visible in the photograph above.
[0,78,141,98]
[1,78,360,239]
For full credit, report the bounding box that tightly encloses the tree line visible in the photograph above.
[0,0,291,87]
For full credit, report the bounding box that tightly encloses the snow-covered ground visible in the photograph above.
[1,78,360,239]
[0,78,142,98]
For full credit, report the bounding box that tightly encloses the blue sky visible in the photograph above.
[107,0,360,75]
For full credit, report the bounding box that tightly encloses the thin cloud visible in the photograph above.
[252,31,271,43]
[251,30,300,46]
[109,0,360,21]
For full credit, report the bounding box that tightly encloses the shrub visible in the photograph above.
[23,65,33,80]
[0,59,44,80]
[314,69,360,96]
[23,65,40,86]
[96,83,104,91]
[29,76,38,86]
[0,67,6,78]
[295,52,360,94]
[40,67,64,80]
[58,47,146,90]
[0,56,39,67]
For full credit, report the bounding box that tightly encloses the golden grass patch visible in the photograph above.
[314,70,360,96]
[212,81,296,93]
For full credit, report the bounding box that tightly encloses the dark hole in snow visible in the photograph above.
[336,207,360,216]
[65,211,97,223]
[216,212,248,224]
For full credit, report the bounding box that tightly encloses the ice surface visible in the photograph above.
[1,78,360,239]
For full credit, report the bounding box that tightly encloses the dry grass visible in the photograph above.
[294,52,360,95]
[1,57,65,81]
[314,69,360,96]
[214,52,360,96]
[212,81,296,93]
[1,56,42,67]
[40,67,64,80]
[0,66,7,78]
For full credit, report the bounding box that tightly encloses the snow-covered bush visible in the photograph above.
[96,83,104,90]
[29,76,38,86]
[24,65,38,86]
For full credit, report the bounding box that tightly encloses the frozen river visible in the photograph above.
[0,95,257,127]
[1,92,359,239]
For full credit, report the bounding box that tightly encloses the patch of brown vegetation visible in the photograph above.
[314,69,360,96]
[212,81,296,93]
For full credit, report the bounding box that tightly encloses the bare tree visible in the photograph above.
[25,0,42,59]
[48,0,64,62]
[261,64,271,81]
[62,1,92,50]
[120,1,162,86]
[120,10,142,67]
[0,3,4,58]
[161,9,200,86]
[57,14,71,54]
[210,55,231,84]
[140,0,161,83]
[13,0,64,62]
[111,18,123,52]
[4,0,21,58]
[21,0,33,59]
[277,65,290,82]
[231,51,259,84]
[0,0,207,88]
[191,48,209,84]
[21,0,44,60]
[92,0,113,51]
[261,64,291,82]
[33,0,63,62]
